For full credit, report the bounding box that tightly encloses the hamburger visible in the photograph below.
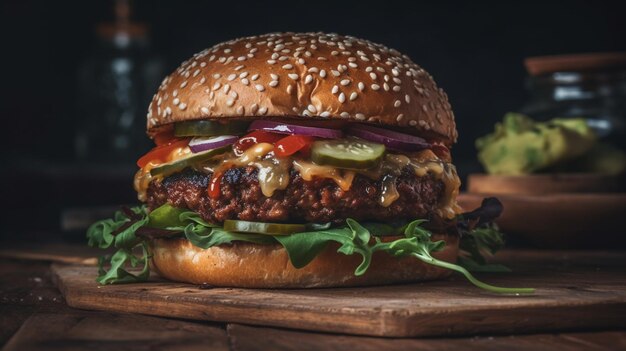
[87,32,532,293]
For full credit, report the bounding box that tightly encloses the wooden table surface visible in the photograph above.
[1,245,625,351]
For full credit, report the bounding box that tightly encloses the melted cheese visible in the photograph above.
[293,160,356,191]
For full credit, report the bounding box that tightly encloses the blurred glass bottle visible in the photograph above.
[522,53,626,150]
[75,0,164,163]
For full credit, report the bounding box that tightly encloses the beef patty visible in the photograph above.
[146,167,445,224]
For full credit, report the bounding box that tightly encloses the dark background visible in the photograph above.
[1,0,625,238]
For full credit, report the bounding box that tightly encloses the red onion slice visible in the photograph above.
[248,120,343,138]
[189,135,238,153]
[347,124,430,151]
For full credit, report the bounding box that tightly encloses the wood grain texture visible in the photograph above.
[52,251,626,337]
[0,243,99,265]
[3,311,229,351]
[458,192,626,248]
[227,324,626,351]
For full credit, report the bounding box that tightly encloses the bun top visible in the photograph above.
[147,32,457,144]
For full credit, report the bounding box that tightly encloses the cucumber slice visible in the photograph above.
[150,146,229,177]
[174,120,249,137]
[311,139,385,169]
[223,220,306,236]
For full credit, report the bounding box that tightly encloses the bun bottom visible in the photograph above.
[149,234,459,288]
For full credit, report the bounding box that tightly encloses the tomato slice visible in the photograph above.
[153,129,177,146]
[274,135,314,158]
[137,139,190,168]
[233,130,283,156]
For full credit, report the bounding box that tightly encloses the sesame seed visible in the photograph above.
[307,104,317,113]
[392,68,400,76]
[282,64,293,69]
[287,84,293,94]
[405,94,411,103]
[384,75,390,82]
[259,107,268,115]
[355,113,365,120]
[241,78,249,85]
[209,91,215,99]
[180,81,188,88]
[201,107,209,114]
[226,99,235,107]
[365,66,373,72]
[270,73,278,80]
[358,82,365,91]
[267,60,276,64]
[288,73,299,80]
[393,77,402,84]
[212,73,221,79]
[377,67,385,72]
[236,106,244,114]
[383,83,390,91]
[173,90,178,97]
[271,53,279,59]
[279,56,289,61]
[269,80,279,87]
[371,84,380,91]
[227,74,236,81]
[255,84,265,92]
[350,92,358,101]
[165,107,172,116]
[200,62,207,67]
[173,97,180,105]
[305,75,313,84]
[224,48,232,54]
[218,57,226,63]
[331,51,339,56]
[340,112,350,118]
[223,84,230,94]
[212,82,221,90]
[230,91,238,99]
[338,92,346,103]
[409,120,417,126]
[348,62,358,68]
[320,69,327,78]
[307,67,319,73]
[340,79,350,86]
[251,74,260,81]
[193,69,200,77]
[178,103,187,110]
[369,72,377,80]
[393,85,401,92]
[394,100,401,107]
[298,58,305,64]
[200,77,206,84]
[396,114,404,122]
[239,72,249,78]
[250,104,259,114]
[331,70,340,77]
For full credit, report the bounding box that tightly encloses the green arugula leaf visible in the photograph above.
[87,202,533,293]
[184,224,274,249]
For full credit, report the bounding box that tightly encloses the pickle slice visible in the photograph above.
[311,139,385,169]
[174,120,249,137]
[150,146,229,177]
[223,220,306,236]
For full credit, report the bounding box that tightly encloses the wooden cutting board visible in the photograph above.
[52,251,626,337]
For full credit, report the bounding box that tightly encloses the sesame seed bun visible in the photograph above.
[147,32,458,145]
[149,233,458,288]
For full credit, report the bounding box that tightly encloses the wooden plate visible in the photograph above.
[467,173,623,195]
[458,192,626,248]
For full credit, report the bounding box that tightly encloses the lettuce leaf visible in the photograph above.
[86,202,534,294]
